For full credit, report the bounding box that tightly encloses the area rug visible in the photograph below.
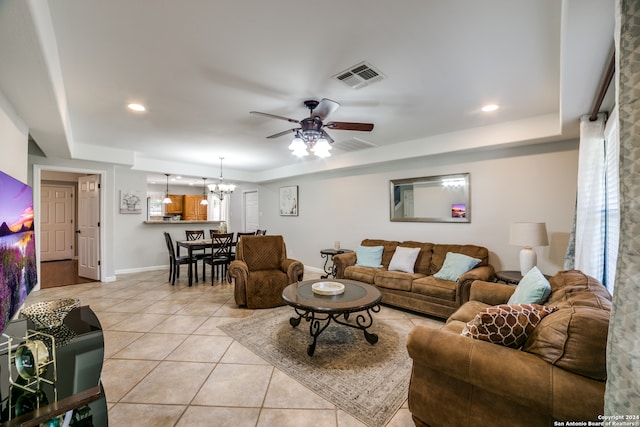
[219,306,414,427]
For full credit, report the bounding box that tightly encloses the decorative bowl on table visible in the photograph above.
[20,298,80,329]
[312,281,345,295]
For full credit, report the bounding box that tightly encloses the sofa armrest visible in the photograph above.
[228,260,249,306]
[457,265,495,305]
[333,252,357,279]
[281,258,305,282]
[468,280,515,305]
[407,326,604,421]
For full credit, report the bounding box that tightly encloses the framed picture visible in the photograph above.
[279,185,298,216]
[120,190,142,214]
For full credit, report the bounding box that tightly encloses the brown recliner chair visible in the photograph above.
[228,235,304,308]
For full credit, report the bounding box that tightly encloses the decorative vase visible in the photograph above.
[219,222,227,233]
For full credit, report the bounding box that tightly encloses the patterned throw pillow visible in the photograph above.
[461,304,557,348]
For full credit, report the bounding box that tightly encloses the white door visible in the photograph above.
[78,175,100,280]
[244,191,259,232]
[40,184,74,261]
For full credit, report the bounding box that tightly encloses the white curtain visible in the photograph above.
[603,107,620,291]
[574,115,606,282]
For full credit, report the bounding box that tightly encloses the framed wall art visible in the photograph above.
[120,190,142,214]
[279,185,298,216]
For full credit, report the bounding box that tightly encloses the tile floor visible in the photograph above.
[25,268,444,427]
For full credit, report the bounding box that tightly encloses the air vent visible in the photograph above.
[332,137,377,152]
[333,61,385,89]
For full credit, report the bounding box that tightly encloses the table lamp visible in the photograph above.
[509,222,549,275]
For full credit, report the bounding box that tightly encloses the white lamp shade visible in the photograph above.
[509,222,549,247]
[162,196,172,204]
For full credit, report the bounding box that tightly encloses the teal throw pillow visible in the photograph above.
[507,266,551,304]
[433,252,482,281]
[355,245,384,268]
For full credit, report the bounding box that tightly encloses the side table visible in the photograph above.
[494,270,523,285]
[495,270,551,285]
[320,248,353,279]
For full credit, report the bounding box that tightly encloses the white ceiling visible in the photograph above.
[0,0,614,184]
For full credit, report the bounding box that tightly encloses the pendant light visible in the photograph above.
[200,178,209,205]
[162,174,172,204]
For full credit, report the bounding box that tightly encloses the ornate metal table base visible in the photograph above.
[289,305,381,356]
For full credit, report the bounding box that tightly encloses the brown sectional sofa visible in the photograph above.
[333,239,495,318]
[407,270,611,426]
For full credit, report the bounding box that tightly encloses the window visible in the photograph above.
[207,196,229,222]
[574,112,619,292]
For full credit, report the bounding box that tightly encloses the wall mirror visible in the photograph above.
[390,173,470,223]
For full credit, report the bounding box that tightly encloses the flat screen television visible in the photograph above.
[0,170,37,334]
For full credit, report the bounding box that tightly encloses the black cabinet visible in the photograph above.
[0,306,107,426]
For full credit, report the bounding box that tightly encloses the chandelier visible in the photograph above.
[208,157,236,200]
[288,130,331,158]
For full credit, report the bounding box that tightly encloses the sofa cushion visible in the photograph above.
[398,241,434,275]
[433,252,482,281]
[431,244,489,275]
[523,305,610,381]
[462,304,556,348]
[355,245,384,268]
[547,270,612,309]
[360,239,399,268]
[508,266,551,304]
[412,276,458,301]
[374,270,425,291]
[388,246,421,273]
[344,265,379,284]
[447,300,491,325]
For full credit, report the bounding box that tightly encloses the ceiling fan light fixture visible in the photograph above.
[292,147,309,157]
[315,138,331,152]
[314,148,331,158]
[288,137,305,151]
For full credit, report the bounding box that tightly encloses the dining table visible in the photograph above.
[176,238,212,286]
[176,238,235,286]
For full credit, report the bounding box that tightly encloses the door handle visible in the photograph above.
[75,230,81,234]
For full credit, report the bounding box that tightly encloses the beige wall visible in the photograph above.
[257,140,578,277]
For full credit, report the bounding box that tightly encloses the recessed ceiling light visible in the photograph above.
[127,103,146,112]
[481,104,499,112]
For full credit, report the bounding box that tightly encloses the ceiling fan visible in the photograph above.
[250,98,374,157]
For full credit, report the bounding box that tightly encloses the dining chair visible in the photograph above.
[203,232,234,284]
[163,232,197,285]
[256,229,267,235]
[185,229,207,276]
[232,231,257,258]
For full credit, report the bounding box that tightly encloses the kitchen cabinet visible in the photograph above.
[183,194,208,220]
[165,194,184,214]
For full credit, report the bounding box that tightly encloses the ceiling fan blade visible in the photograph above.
[321,130,334,144]
[325,121,374,132]
[312,98,340,121]
[250,111,299,124]
[266,128,300,139]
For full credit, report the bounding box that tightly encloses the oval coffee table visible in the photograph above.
[281,279,382,356]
